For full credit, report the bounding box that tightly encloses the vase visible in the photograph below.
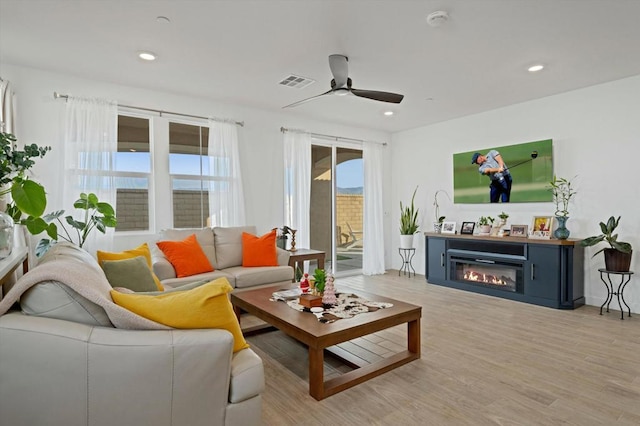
[433,222,443,233]
[554,216,570,240]
[604,248,632,272]
[0,211,14,259]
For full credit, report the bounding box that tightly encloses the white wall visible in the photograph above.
[391,74,640,313]
[1,64,391,262]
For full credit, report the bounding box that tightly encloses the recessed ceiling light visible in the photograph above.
[383,111,394,116]
[528,64,544,72]
[138,51,157,61]
[426,11,449,27]
[156,16,171,24]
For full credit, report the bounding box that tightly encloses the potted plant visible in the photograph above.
[400,187,419,248]
[432,189,450,233]
[580,216,633,272]
[23,192,118,257]
[492,211,509,236]
[478,216,494,235]
[548,175,576,239]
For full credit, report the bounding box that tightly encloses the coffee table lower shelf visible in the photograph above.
[231,286,421,400]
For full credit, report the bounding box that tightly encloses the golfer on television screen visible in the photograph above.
[471,150,512,203]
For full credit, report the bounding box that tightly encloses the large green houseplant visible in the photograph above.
[581,216,633,272]
[400,187,419,248]
[1,132,50,219]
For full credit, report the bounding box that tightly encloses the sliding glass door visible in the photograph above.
[310,143,363,275]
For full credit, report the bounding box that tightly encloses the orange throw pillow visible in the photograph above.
[242,230,278,267]
[156,234,214,278]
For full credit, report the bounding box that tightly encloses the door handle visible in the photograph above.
[440,253,445,267]
[531,264,535,280]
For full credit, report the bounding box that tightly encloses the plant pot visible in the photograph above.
[478,224,491,235]
[399,234,414,249]
[433,222,443,233]
[604,248,632,272]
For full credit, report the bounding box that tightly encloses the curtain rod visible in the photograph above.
[280,126,386,146]
[53,92,244,127]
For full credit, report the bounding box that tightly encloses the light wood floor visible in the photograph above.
[244,271,640,425]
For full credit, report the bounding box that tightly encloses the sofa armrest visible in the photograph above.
[152,252,176,281]
[0,313,240,426]
[276,247,290,266]
[229,348,265,403]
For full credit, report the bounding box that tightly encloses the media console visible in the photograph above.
[425,232,584,309]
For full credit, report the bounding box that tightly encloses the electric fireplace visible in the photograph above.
[450,256,523,293]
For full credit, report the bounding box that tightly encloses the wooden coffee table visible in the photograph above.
[231,285,421,400]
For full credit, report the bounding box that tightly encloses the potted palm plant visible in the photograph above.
[400,187,419,248]
[581,216,633,272]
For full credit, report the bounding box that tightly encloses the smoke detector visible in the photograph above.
[426,11,449,27]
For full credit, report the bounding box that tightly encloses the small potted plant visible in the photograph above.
[548,175,576,239]
[478,216,495,235]
[581,216,633,272]
[400,187,419,248]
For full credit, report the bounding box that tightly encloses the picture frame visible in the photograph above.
[510,224,528,238]
[530,216,554,239]
[460,221,476,235]
[441,221,457,234]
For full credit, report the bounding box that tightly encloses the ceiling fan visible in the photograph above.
[282,54,404,108]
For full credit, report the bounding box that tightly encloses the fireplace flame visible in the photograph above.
[463,270,509,286]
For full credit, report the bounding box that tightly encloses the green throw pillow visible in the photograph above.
[101,256,158,292]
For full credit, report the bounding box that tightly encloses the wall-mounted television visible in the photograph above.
[453,139,553,204]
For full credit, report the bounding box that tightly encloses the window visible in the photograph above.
[115,115,151,231]
[169,122,211,228]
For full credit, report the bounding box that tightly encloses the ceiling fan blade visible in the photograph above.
[282,89,333,109]
[328,54,348,88]
[351,88,404,104]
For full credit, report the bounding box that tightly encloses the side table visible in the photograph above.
[0,247,29,297]
[398,248,416,278]
[598,269,634,320]
[288,249,326,282]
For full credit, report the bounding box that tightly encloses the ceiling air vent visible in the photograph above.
[278,74,315,89]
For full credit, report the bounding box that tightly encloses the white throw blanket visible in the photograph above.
[0,259,170,330]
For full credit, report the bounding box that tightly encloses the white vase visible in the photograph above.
[0,211,14,259]
[399,234,414,249]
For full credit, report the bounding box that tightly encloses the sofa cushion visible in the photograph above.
[20,280,113,327]
[160,228,216,268]
[213,226,256,269]
[110,277,249,352]
[156,234,214,278]
[242,230,277,267]
[224,265,294,289]
[101,256,159,292]
[160,270,234,289]
[96,243,164,291]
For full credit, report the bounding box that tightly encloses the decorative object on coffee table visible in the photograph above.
[313,268,326,294]
[322,273,337,305]
[299,293,323,308]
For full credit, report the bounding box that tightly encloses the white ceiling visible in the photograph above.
[2,0,640,133]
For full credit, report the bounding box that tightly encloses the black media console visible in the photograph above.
[425,233,584,309]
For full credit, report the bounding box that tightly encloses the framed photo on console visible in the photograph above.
[530,216,554,239]
[510,224,528,238]
[441,221,457,234]
[460,221,475,235]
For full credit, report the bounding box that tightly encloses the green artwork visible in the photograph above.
[453,139,553,204]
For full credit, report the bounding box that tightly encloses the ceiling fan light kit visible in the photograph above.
[426,11,449,27]
[283,54,404,108]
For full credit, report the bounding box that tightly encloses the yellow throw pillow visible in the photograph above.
[97,243,164,291]
[110,277,248,353]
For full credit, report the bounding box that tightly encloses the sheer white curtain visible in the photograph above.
[207,120,245,227]
[63,96,118,253]
[283,131,311,250]
[363,141,386,275]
